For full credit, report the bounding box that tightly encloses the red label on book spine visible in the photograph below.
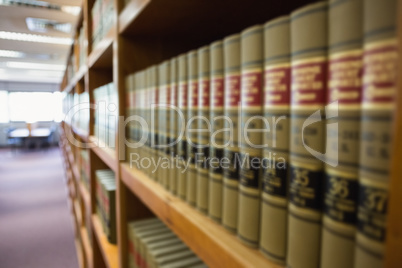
[362,41,398,105]
[241,70,262,107]
[179,83,188,108]
[291,59,327,105]
[264,65,290,106]
[328,52,362,105]
[225,74,241,107]
[200,79,210,107]
[212,77,224,108]
[190,81,199,107]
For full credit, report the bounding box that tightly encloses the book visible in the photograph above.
[354,0,398,267]
[238,24,264,248]
[150,66,159,180]
[259,15,290,264]
[177,54,188,200]
[287,2,328,268]
[169,58,178,194]
[196,46,210,213]
[222,33,241,233]
[208,40,225,222]
[320,1,363,268]
[186,50,199,206]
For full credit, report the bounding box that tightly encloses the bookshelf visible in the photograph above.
[59,0,402,268]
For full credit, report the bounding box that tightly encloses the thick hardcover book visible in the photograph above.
[143,68,151,176]
[355,0,398,267]
[222,34,241,233]
[158,62,171,188]
[287,2,328,268]
[320,1,363,268]
[150,66,159,180]
[186,50,199,206]
[259,15,290,264]
[238,24,264,248]
[169,58,178,194]
[196,46,210,213]
[125,73,134,163]
[177,54,189,200]
[208,40,225,222]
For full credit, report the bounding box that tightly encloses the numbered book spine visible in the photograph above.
[169,58,178,194]
[222,34,241,233]
[355,0,398,267]
[186,50,199,206]
[320,1,363,268]
[238,24,264,248]
[208,40,225,222]
[196,46,210,213]
[259,16,290,264]
[177,54,189,200]
[287,2,328,268]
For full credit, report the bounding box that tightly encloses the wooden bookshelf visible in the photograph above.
[59,0,402,268]
[92,215,119,268]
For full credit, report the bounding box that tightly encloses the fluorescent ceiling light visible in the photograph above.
[6,61,65,71]
[0,31,72,45]
[61,6,81,16]
[27,70,63,77]
[0,49,25,58]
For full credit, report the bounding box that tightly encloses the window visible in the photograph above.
[7,92,62,122]
[0,90,9,123]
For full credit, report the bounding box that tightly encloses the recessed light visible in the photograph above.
[0,49,25,58]
[6,61,65,71]
[0,31,72,45]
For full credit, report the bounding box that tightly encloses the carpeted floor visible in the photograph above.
[0,147,78,268]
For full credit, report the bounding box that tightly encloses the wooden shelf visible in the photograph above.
[79,181,91,212]
[81,226,93,268]
[119,0,150,34]
[73,127,89,142]
[92,215,118,268]
[88,27,115,69]
[89,136,117,172]
[63,65,87,93]
[74,237,86,268]
[120,163,281,268]
[74,199,83,227]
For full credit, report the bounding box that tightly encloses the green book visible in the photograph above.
[186,50,199,206]
[287,2,328,268]
[222,33,241,233]
[260,15,290,264]
[238,24,264,248]
[354,0,397,267]
[196,46,211,214]
[208,40,225,222]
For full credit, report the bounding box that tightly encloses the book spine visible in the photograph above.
[208,40,224,222]
[354,0,398,267]
[186,50,199,206]
[157,63,168,186]
[260,16,290,264]
[137,71,145,171]
[126,74,134,162]
[151,66,159,180]
[238,24,264,248]
[177,54,188,199]
[163,62,171,189]
[222,34,241,233]
[320,1,363,268]
[287,2,328,268]
[169,58,178,194]
[143,69,151,176]
[109,188,117,244]
[196,46,210,213]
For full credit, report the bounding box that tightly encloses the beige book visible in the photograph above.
[320,1,363,268]
[208,40,225,222]
[196,46,211,213]
[177,54,189,200]
[259,15,290,264]
[238,24,264,248]
[222,34,241,233]
[287,2,328,268]
[186,50,199,206]
[354,0,398,267]
[169,58,179,194]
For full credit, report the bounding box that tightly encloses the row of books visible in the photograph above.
[94,82,118,149]
[124,0,398,267]
[128,218,207,268]
[72,92,90,135]
[91,0,115,49]
[77,24,87,69]
[95,169,117,244]
[80,149,90,191]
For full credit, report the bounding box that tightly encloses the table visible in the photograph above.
[8,128,53,150]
